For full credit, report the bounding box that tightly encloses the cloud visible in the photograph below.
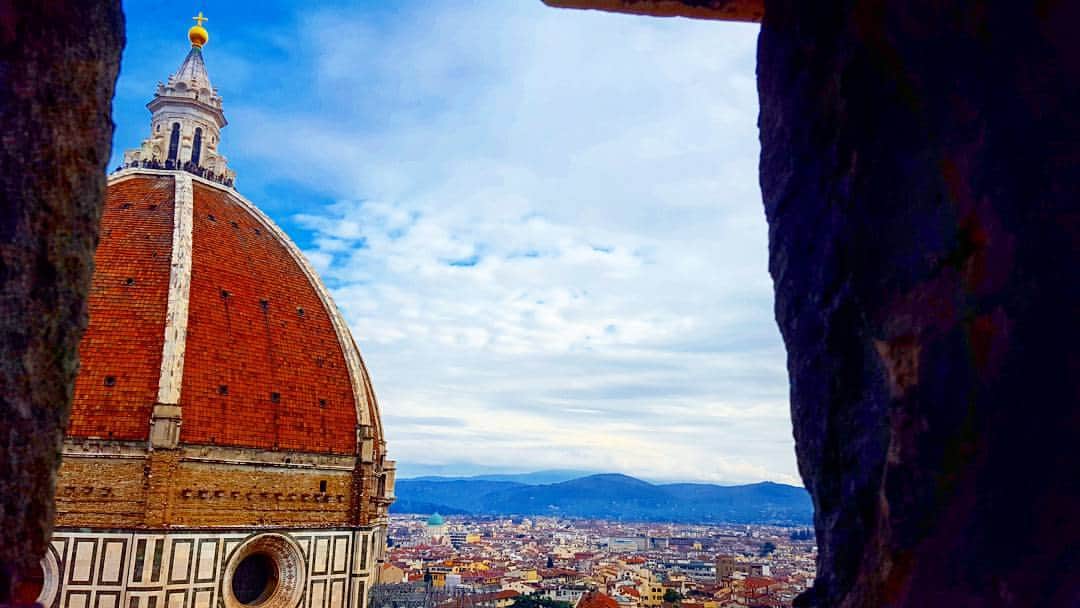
[125,2,794,485]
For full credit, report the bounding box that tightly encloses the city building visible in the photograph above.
[378,564,407,585]
[377,515,814,608]
[544,586,590,605]
[637,580,664,608]
[449,531,470,549]
[605,537,648,553]
[427,514,449,544]
[37,15,395,608]
[714,556,735,583]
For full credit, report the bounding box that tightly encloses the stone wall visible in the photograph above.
[54,443,358,530]
[41,528,377,608]
[758,1,1079,605]
[544,0,762,22]
[0,2,125,601]
[54,457,149,530]
[159,462,354,529]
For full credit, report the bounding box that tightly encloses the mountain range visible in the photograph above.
[407,469,596,485]
[391,473,812,525]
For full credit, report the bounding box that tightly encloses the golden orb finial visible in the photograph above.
[188,12,209,48]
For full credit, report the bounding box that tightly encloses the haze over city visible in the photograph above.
[111,1,790,485]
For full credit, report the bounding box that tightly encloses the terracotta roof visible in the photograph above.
[179,182,357,453]
[69,176,174,439]
[578,591,619,608]
[744,577,775,590]
[540,568,583,578]
[69,174,374,455]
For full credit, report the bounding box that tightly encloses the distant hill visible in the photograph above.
[385,499,470,516]
[390,479,526,513]
[391,473,812,524]
[407,469,597,485]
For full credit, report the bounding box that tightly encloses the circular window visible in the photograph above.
[223,534,304,608]
[232,553,278,605]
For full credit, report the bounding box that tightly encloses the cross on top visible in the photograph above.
[192,12,208,27]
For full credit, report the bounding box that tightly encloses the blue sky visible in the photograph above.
[113,1,796,485]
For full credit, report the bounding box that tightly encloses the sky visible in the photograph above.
[112,1,797,486]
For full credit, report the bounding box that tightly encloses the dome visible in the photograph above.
[44,20,395,608]
[68,173,382,456]
[427,513,446,526]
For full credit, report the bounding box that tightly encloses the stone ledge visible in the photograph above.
[542,0,763,22]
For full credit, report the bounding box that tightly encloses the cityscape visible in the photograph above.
[7,1,1067,608]
[371,513,816,608]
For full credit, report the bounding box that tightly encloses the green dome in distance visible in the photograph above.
[427,513,445,526]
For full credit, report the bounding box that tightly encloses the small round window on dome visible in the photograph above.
[231,552,278,606]
[103,376,116,387]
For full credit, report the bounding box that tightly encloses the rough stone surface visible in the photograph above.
[758,1,1080,605]
[0,1,124,602]
[543,0,762,22]
[53,449,354,529]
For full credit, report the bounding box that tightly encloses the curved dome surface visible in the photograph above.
[69,176,174,440]
[69,173,378,456]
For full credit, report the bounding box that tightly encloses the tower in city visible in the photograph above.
[35,14,396,608]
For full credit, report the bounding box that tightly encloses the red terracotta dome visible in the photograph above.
[45,23,394,608]
[69,172,382,456]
